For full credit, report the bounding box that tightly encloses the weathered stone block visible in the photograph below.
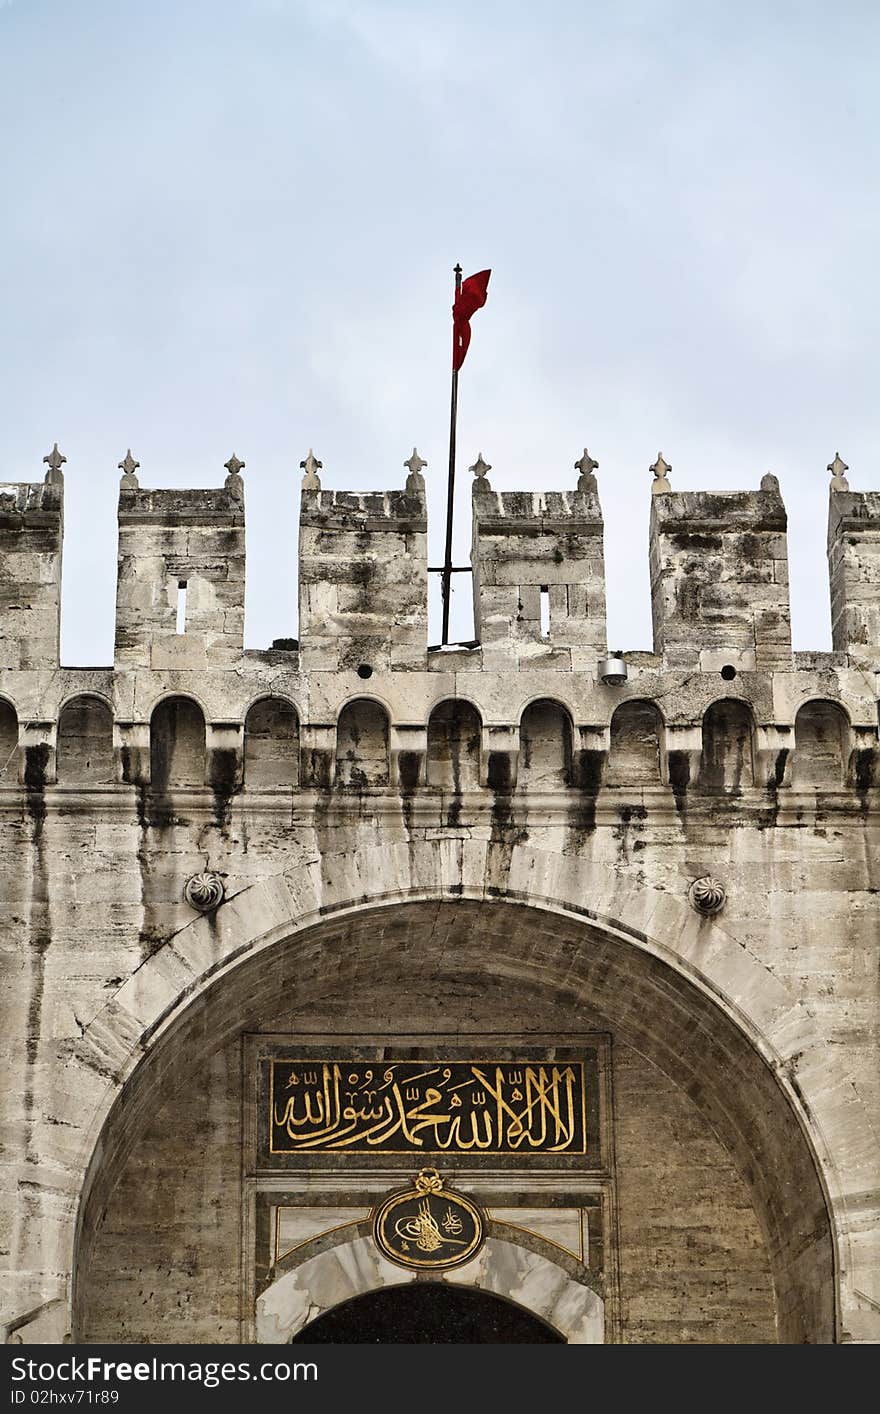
[827,490,880,665]
[650,485,792,670]
[299,487,427,674]
[472,489,607,665]
[115,485,245,668]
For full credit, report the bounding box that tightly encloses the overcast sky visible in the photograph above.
[1,0,878,664]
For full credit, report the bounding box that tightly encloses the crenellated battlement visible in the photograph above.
[3,442,880,1351]
[0,464,64,671]
[0,445,877,800]
[115,470,246,670]
[828,488,880,666]
[299,478,428,674]
[649,475,792,672]
[471,479,606,671]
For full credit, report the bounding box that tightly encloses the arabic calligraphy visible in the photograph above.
[373,1168,485,1271]
[269,1059,587,1155]
[393,1197,469,1253]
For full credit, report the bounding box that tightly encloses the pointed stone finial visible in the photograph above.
[223,453,245,500]
[575,448,599,493]
[43,442,66,485]
[117,449,140,489]
[828,452,849,492]
[760,472,780,493]
[403,447,427,494]
[470,453,492,493]
[300,449,322,491]
[650,452,671,494]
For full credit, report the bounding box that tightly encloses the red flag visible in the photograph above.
[452,269,491,371]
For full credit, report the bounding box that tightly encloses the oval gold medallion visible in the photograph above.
[373,1168,485,1272]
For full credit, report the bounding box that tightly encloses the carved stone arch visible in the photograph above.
[244,696,300,790]
[699,697,756,791]
[514,688,579,723]
[56,688,113,715]
[38,837,876,1346]
[426,697,482,791]
[149,694,207,789]
[57,694,114,784]
[0,694,19,782]
[143,685,212,721]
[242,690,302,723]
[518,699,573,790]
[607,699,664,786]
[255,1227,603,1344]
[335,698,390,787]
[333,689,396,724]
[793,699,850,788]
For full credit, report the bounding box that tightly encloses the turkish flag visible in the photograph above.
[452,269,491,371]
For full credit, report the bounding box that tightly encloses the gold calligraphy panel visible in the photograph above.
[269,1058,587,1156]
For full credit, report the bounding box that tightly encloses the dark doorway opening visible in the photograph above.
[290,1282,566,1344]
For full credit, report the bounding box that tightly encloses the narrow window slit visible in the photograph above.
[540,585,550,639]
[176,580,187,635]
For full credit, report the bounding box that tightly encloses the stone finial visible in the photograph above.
[650,452,672,494]
[470,453,492,493]
[300,449,322,491]
[117,449,140,489]
[760,472,780,493]
[404,447,427,494]
[828,452,850,493]
[224,453,245,500]
[43,442,66,485]
[575,448,599,493]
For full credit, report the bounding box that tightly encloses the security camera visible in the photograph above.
[598,655,628,686]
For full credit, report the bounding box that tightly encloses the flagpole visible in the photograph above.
[441,263,463,646]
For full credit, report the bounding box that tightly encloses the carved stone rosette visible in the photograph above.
[183,872,225,913]
[688,876,726,916]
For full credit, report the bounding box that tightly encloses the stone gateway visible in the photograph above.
[1,446,878,1344]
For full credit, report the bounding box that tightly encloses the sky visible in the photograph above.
[1,0,878,664]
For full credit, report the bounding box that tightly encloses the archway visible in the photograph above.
[291,1283,565,1344]
[69,879,843,1344]
[255,1228,603,1344]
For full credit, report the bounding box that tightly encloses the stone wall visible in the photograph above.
[828,490,880,667]
[77,1045,243,1345]
[614,1047,775,1343]
[471,486,606,670]
[649,481,791,671]
[299,487,427,674]
[115,483,245,670]
[1,448,878,1344]
[0,477,62,672]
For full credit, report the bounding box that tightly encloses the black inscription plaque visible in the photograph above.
[268,1057,587,1157]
